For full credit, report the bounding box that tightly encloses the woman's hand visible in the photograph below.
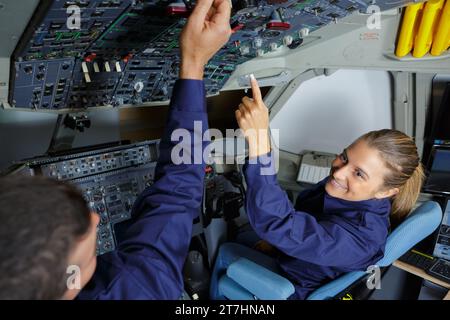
[235,75,271,158]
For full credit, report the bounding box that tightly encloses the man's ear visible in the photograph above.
[374,187,399,199]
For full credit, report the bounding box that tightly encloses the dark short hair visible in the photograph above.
[0,175,91,299]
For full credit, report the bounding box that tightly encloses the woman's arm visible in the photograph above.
[244,155,379,267]
[236,80,378,268]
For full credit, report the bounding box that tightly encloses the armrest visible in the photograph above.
[226,258,295,300]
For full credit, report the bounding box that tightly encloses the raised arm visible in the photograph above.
[79,0,231,300]
[119,0,231,297]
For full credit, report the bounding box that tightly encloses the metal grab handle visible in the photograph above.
[237,71,292,87]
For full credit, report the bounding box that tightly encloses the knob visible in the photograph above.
[253,37,263,48]
[299,27,310,38]
[283,35,293,46]
[161,85,168,96]
[239,46,250,55]
[133,81,144,93]
[23,66,33,74]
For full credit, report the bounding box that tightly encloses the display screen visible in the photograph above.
[433,83,450,141]
[423,147,450,195]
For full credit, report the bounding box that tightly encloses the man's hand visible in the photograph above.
[180,0,232,80]
[235,75,271,158]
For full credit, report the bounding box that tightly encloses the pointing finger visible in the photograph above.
[250,74,262,105]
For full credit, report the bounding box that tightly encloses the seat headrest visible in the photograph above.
[376,201,442,267]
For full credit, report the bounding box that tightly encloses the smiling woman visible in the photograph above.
[211,78,426,301]
[325,129,425,223]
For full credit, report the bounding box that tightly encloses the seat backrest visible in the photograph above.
[307,200,443,300]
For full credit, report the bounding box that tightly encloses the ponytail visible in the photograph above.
[391,163,425,223]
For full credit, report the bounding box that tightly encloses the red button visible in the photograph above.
[123,53,133,63]
[166,5,188,15]
[266,21,291,30]
[84,53,97,62]
[232,23,244,33]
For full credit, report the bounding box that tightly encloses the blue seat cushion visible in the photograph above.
[218,275,256,300]
[226,258,295,300]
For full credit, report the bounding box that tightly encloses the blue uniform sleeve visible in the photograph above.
[79,79,208,299]
[243,152,380,267]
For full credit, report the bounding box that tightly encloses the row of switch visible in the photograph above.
[81,59,125,83]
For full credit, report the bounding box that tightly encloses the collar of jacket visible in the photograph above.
[320,180,391,217]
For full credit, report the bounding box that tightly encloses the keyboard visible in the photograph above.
[398,249,450,285]
[426,258,450,284]
[399,249,436,270]
[297,151,335,184]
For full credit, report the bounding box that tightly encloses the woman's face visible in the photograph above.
[325,139,398,202]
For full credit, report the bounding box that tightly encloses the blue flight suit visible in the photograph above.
[243,153,391,299]
[78,80,208,299]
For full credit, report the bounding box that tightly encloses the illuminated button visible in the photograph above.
[115,61,122,72]
[93,62,100,73]
[104,61,111,72]
[84,53,97,62]
[123,53,133,63]
[81,62,89,73]
[166,0,188,15]
[82,62,91,83]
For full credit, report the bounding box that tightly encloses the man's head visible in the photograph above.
[0,175,99,299]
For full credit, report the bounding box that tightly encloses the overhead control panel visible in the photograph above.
[4,0,413,112]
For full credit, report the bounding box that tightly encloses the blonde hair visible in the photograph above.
[357,129,425,223]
